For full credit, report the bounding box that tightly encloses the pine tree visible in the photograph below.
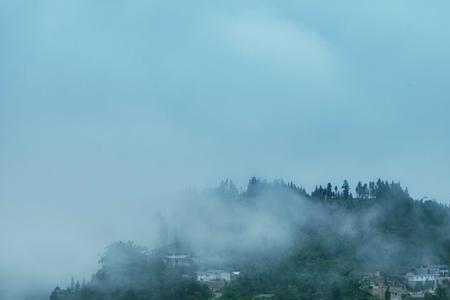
[385,286,391,300]
[326,183,333,199]
[356,181,363,198]
[342,180,350,199]
[50,287,60,300]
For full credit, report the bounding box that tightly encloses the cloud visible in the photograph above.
[0,0,450,298]
[222,12,334,67]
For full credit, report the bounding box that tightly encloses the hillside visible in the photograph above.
[49,178,450,300]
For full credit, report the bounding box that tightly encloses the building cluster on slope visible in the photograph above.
[361,264,449,300]
[156,215,240,295]
[161,249,240,294]
[156,244,241,295]
[163,252,240,291]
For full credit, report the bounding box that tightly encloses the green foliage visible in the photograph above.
[218,178,450,300]
[424,286,450,300]
[385,286,391,300]
[50,178,450,300]
[50,241,212,300]
[221,240,379,300]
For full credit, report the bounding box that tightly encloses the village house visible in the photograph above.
[406,264,450,290]
[388,286,409,300]
[196,269,239,292]
[197,270,231,282]
[406,273,438,283]
[164,253,193,267]
[362,264,450,300]
[428,264,449,278]
[414,264,449,278]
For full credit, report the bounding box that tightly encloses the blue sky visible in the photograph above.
[0,1,450,296]
[1,1,449,204]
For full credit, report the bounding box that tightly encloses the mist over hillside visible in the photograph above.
[2,1,450,300]
[35,178,450,300]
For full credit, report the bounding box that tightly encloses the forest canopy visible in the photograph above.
[50,178,450,300]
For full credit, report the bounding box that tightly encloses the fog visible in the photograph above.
[1,0,450,299]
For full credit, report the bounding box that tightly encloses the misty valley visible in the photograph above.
[48,178,450,300]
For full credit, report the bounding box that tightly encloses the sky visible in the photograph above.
[0,0,450,298]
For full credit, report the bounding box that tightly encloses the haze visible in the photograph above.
[1,1,449,299]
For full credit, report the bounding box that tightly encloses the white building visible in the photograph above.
[407,274,437,282]
[164,254,192,267]
[197,270,231,282]
[428,264,449,277]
